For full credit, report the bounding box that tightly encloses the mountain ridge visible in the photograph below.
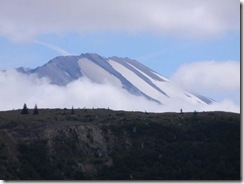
[14,53,214,108]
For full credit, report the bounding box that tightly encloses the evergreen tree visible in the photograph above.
[71,106,75,114]
[21,103,29,114]
[33,104,39,115]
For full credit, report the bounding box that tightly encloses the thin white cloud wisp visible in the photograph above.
[34,40,72,56]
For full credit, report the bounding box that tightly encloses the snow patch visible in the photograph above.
[78,58,122,88]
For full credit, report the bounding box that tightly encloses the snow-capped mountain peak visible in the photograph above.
[17,53,214,107]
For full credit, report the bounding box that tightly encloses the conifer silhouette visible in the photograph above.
[33,104,39,115]
[21,103,29,114]
[71,106,75,114]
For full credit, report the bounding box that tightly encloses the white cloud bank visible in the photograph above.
[0,70,240,113]
[0,0,239,42]
[0,70,161,112]
[171,61,240,112]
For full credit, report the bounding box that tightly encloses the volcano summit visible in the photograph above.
[15,53,214,108]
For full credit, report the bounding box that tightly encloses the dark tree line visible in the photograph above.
[21,103,38,115]
[21,104,75,115]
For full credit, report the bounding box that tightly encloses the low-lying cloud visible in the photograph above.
[171,60,240,112]
[0,0,239,42]
[0,70,161,112]
[0,69,240,113]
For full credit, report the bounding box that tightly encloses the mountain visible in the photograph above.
[18,53,214,106]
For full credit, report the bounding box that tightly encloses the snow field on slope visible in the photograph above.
[124,61,207,106]
[151,71,208,105]
[108,59,170,103]
[78,58,122,88]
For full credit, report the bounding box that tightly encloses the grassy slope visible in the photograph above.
[0,109,240,180]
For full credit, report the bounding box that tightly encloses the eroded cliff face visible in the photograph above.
[0,109,240,180]
[44,124,114,175]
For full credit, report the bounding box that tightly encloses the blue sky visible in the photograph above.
[0,0,240,110]
[0,31,240,77]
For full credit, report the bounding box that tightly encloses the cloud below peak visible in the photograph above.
[0,69,240,113]
[171,60,240,106]
[0,0,240,42]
